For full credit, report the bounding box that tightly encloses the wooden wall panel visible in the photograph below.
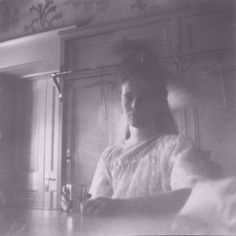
[67,33,115,71]
[182,52,236,175]
[66,19,178,71]
[116,20,178,58]
[180,13,236,53]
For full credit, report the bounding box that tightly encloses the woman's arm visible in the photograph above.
[81,188,191,216]
[120,188,191,214]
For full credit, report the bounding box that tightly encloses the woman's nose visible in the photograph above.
[131,98,138,109]
[131,100,135,109]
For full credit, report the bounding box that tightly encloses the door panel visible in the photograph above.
[14,79,46,208]
[180,13,235,53]
[64,74,121,201]
[14,78,59,209]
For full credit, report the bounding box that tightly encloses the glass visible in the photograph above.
[61,184,72,212]
[72,184,89,212]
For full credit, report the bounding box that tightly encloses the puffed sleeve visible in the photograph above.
[169,135,217,190]
[89,146,115,198]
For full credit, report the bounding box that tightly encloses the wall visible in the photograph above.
[0,0,234,42]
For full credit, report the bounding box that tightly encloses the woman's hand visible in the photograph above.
[81,197,122,216]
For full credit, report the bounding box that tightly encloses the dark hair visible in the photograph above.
[116,40,178,138]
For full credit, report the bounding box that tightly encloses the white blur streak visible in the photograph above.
[177,177,236,234]
[167,81,197,110]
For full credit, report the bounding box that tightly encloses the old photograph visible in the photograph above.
[0,0,236,235]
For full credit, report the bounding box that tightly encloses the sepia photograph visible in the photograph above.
[0,0,236,235]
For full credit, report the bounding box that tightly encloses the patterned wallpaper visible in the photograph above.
[0,0,233,42]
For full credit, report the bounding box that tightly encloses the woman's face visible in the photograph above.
[121,79,167,129]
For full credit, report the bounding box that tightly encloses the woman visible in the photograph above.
[81,40,217,216]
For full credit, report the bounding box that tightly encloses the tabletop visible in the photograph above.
[0,208,232,236]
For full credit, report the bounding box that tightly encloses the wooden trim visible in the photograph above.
[56,78,65,209]
[61,65,116,81]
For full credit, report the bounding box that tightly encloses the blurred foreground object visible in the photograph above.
[61,184,72,212]
[167,80,197,110]
[178,177,236,233]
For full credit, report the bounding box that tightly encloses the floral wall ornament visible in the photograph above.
[69,0,111,12]
[24,0,62,33]
[131,0,148,11]
[0,0,20,31]
[71,0,95,10]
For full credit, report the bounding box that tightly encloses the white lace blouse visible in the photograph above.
[89,135,207,199]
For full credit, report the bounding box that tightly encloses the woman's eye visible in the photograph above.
[125,94,133,102]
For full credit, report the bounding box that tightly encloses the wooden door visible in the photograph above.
[0,76,15,206]
[13,78,59,209]
[14,79,46,208]
[63,73,121,201]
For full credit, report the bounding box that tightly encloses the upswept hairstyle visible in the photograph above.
[115,39,178,139]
